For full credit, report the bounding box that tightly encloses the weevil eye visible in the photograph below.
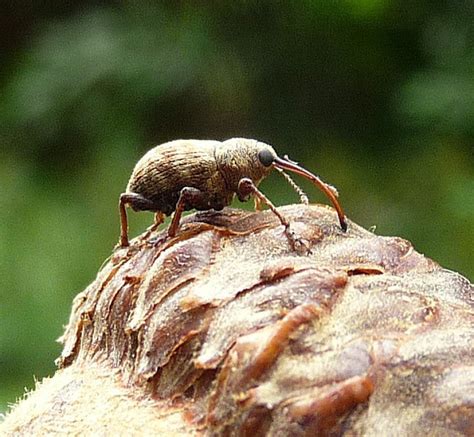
[258,149,275,167]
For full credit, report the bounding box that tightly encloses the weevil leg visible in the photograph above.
[238,178,289,227]
[118,192,158,247]
[119,194,130,247]
[168,187,204,237]
[142,211,165,242]
[254,195,264,211]
[237,178,308,253]
[154,211,165,226]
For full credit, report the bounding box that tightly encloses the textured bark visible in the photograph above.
[2,205,473,436]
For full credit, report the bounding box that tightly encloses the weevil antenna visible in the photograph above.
[274,167,309,205]
[273,156,347,231]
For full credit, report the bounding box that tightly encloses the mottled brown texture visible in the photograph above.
[118,137,347,247]
[124,138,274,215]
[2,204,473,436]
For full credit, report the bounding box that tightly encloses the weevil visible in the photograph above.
[118,138,347,247]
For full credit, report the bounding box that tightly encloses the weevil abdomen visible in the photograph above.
[126,140,232,215]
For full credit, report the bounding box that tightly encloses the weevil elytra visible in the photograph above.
[118,138,347,247]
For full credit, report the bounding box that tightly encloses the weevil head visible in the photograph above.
[216,137,348,231]
[215,138,277,191]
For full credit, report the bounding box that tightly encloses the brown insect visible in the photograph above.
[118,138,347,247]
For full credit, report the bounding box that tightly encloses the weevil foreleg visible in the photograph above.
[238,178,289,227]
[237,178,308,253]
[254,195,264,211]
[168,187,205,237]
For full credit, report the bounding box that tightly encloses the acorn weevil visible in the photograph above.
[118,138,347,247]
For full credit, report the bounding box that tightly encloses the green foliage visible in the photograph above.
[0,1,472,413]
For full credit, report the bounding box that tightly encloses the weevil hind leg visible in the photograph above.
[168,187,205,237]
[118,192,161,247]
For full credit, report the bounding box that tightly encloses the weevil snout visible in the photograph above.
[243,141,347,231]
[265,153,347,232]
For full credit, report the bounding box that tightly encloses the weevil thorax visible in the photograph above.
[215,138,277,192]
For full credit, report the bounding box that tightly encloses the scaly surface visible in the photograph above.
[3,205,473,436]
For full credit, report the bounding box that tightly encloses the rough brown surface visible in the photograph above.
[2,205,473,436]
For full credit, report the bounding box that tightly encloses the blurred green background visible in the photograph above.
[1,1,473,413]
